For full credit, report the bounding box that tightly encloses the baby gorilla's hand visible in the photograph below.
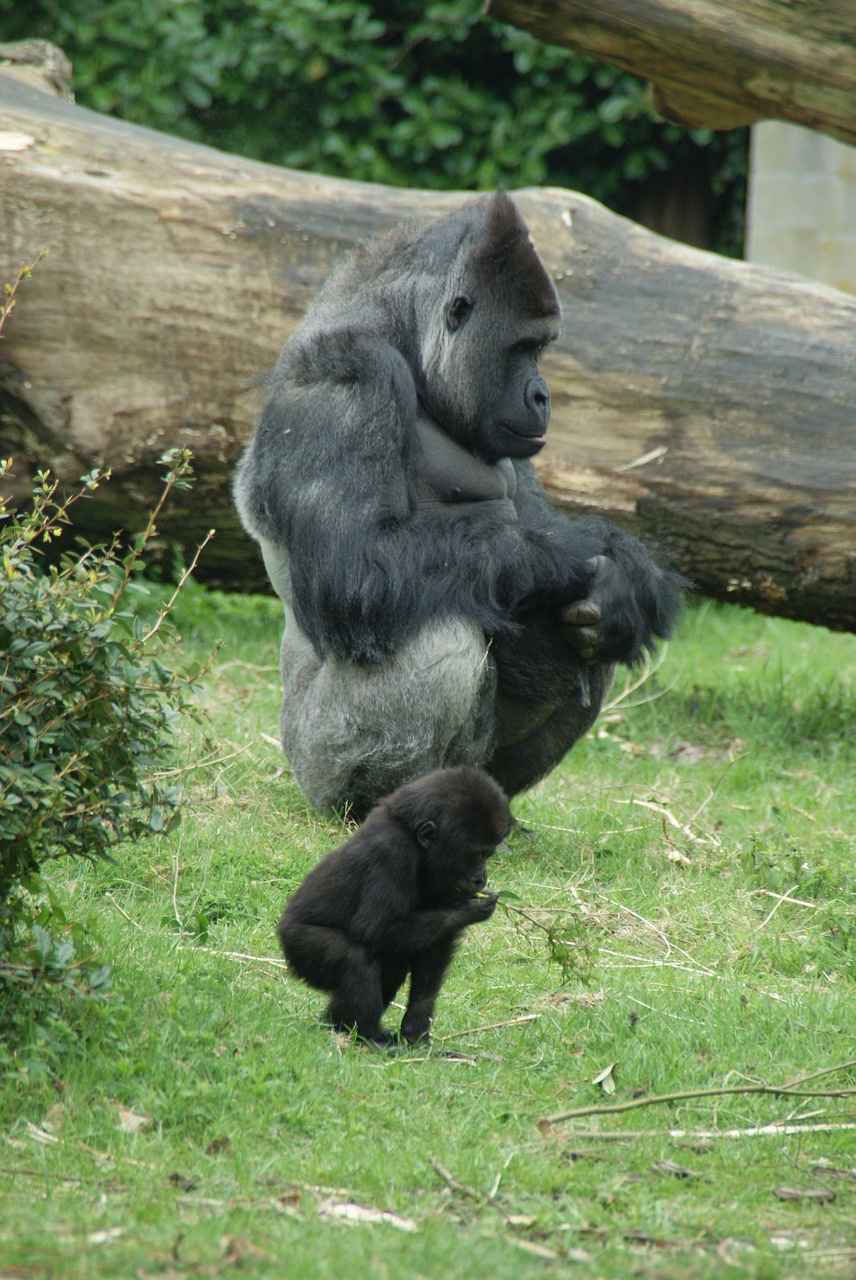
[460,888,498,923]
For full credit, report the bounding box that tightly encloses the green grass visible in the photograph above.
[2,589,856,1279]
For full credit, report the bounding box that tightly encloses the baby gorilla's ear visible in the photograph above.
[416,820,438,848]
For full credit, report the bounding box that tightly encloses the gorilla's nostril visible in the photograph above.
[525,377,550,420]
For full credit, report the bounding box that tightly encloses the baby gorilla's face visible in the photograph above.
[453,859,490,902]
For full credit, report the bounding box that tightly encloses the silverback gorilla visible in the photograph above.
[235,191,683,814]
[278,766,511,1045]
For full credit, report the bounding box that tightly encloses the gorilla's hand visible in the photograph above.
[558,597,603,660]
[559,553,655,665]
[458,889,499,923]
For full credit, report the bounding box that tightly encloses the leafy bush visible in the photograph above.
[0,455,206,890]
[0,445,210,1048]
[0,0,746,253]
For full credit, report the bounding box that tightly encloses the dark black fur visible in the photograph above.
[235,191,684,813]
[278,767,511,1045]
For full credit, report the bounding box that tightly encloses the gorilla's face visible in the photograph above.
[474,312,558,461]
[413,195,561,464]
[423,297,559,463]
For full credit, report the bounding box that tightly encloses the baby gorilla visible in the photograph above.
[278,766,512,1046]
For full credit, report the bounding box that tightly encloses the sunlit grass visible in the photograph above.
[2,591,855,1278]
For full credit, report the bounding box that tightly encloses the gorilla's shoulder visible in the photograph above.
[281,328,409,388]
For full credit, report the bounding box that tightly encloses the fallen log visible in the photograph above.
[487,0,856,146]
[1,67,855,628]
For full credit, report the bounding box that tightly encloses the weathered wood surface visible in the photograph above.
[488,0,856,145]
[2,70,855,628]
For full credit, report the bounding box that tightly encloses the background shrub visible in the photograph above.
[0,458,199,887]
[0,444,210,1043]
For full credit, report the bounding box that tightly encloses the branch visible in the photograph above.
[541,1059,856,1126]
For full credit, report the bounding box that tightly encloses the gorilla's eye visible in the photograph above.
[446,294,474,332]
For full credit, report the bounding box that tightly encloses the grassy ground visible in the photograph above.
[2,588,855,1279]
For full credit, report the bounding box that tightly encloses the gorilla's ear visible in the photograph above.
[416,820,438,848]
[446,294,473,332]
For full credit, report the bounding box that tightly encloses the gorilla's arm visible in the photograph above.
[399,938,463,1044]
[511,460,686,666]
[238,333,607,664]
[350,867,497,954]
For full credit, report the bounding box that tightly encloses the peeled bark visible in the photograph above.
[2,67,855,627]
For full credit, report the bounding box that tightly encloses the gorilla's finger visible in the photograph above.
[559,599,602,627]
[559,624,600,658]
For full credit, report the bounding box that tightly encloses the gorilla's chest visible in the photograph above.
[412,416,517,516]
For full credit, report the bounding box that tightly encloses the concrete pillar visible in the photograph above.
[746,121,856,294]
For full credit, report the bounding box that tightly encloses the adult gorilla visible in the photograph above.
[235,191,682,814]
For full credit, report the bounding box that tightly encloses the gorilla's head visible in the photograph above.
[295,191,561,465]
[382,764,513,901]
[411,190,561,463]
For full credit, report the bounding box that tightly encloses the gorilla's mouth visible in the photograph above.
[454,883,489,900]
[502,423,547,450]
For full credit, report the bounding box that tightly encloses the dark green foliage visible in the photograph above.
[0,886,112,1082]
[0,448,208,1050]
[0,456,202,890]
[0,0,747,253]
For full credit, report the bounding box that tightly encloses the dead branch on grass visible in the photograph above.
[104,892,143,930]
[429,1156,485,1203]
[176,945,287,970]
[540,1059,856,1126]
[543,1122,856,1141]
[436,1012,540,1040]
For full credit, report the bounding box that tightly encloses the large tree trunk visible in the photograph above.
[487,0,856,145]
[2,67,855,629]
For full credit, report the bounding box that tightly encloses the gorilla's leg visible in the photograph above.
[379,956,410,1015]
[278,921,351,990]
[279,922,392,1042]
[399,936,460,1045]
[487,612,615,796]
[279,605,496,815]
[324,957,394,1043]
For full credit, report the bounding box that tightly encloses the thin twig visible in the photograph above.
[752,888,819,910]
[0,1166,128,1189]
[598,947,718,979]
[542,1122,856,1141]
[104,893,143,931]
[596,894,674,961]
[212,660,280,675]
[757,883,800,931]
[0,249,47,336]
[687,752,746,831]
[603,645,670,713]
[176,945,287,969]
[627,798,705,844]
[429,1156,483,1202]
[625,994,702,1025]
[541,1059,856,1126]
[148,744,251,781]
[436,1012,538,1041]
[144,529,216,641]
[171,820,186,930]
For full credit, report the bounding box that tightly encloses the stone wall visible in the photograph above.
[746,121,856,294]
